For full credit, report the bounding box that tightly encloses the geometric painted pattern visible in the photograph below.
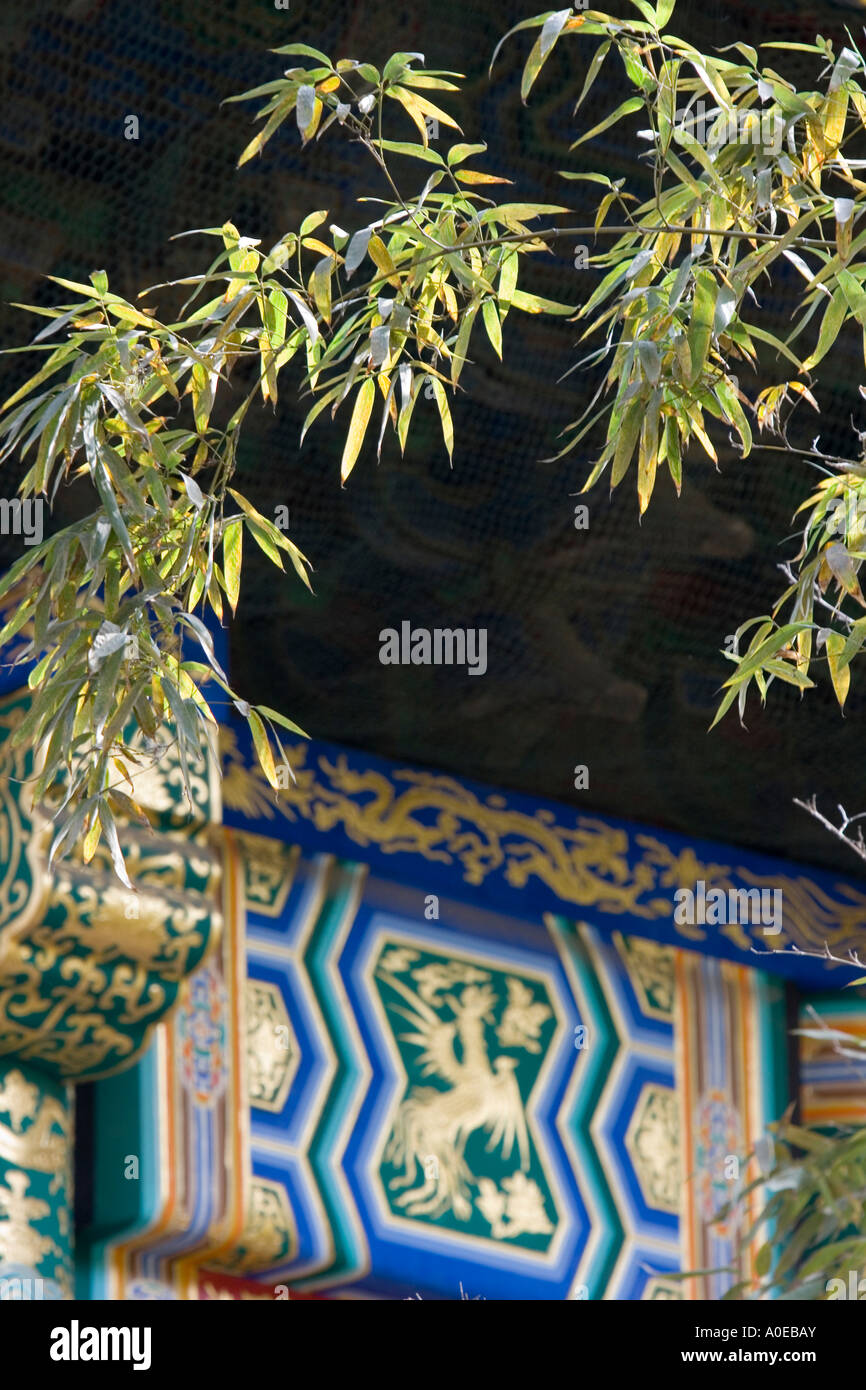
[77,825,793,1301]
[553,920,680,1300]
[237,834,688,1298]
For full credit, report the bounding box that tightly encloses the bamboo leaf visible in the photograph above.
[249,708,279,790]
[341,377,376,483]
[511,289,576,315]
[687,269,718,385]
[570,96,644,149]
[482,298,503,357]
[521,9,571,102]
[222,517,242,615]
[612,395,646,488]
[430,378,454,462]
[638,406,659,515]
[257,704,309,737]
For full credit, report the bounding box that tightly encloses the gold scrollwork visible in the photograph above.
[625,1083,681,1215]
[0,1069,68,1174]
[245,980,295,1113]
[214,1179,295,1273]
[220,729,866,958]
[0,689,222,1080]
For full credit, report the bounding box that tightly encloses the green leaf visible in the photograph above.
[709,682,742,730]
[498,251,519,320]
[372,139,445,166]
[663,417,682,495]
[625,0,659,24]
[223,517,242,615]
[714,378,752,457]
[264,287,288,349]
[687,269,718,385]
[521,9,572,102]
[726,622,814,685]
[637,404,659,515]
[510,289,576,315]
[490,11,559,74]
[570,96,644,149]
[245,518,284,570]
[257,704,309,738]
[482,298,503,357]
[93,458,136,574]
[447,142,488,166]
[574,41,612,113]
[746,322,805,372]
[799,1237,866,1280]
[840,614,866,669]
[299,210,329,239]
[836,268,866,328]
[248,708,279,790]
[611,395,646,488]
[0,341,78,414]
[452,300,480,384]
[754,1241,773,1278]
[270,43,332,63]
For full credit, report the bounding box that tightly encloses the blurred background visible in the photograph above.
[1,0,866,872]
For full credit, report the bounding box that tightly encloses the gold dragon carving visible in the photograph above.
[220,730,866,958]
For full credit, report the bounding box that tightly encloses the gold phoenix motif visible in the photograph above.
[377,948,555,1240]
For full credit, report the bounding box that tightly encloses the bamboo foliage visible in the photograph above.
[502,3,866,729]
[6,2,866,870]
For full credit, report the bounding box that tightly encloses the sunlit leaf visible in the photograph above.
[341,377,376,483]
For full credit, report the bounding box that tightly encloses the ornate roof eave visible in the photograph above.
[219,716,866,990]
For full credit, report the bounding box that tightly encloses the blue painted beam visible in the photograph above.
[219,716,866,990]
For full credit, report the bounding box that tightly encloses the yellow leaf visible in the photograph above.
[826,630,851,708]
[225,249,259,302]
[394,86,461,134]
[367,235,401,289]
[302,237,338,258]
[822,88,848,157]
[685,404,718,462]
[300,96,323,144]
[389,87,430,144]
[430,378,454,462]
[82,816,101,864]
[376,370,398,425]
[638,410,659,516]
[308,256,334,324]
[248,709,278,790]
[455,169,513,185]
[341,378,376,483]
